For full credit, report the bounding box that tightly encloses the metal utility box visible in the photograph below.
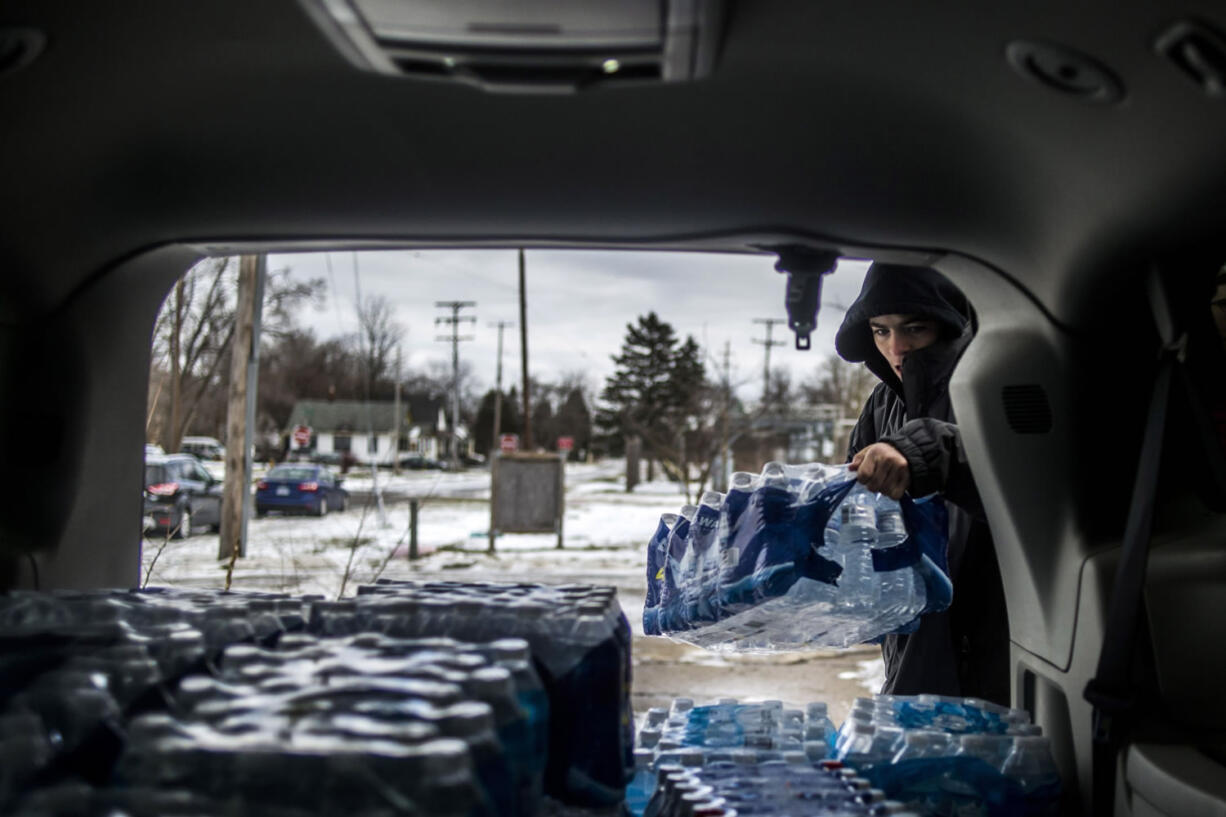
[489,452,565,550]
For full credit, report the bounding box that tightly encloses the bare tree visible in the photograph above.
[760,366,795,415]
[148,258,323,452]
[354,294,404,393]
[801,355,878,419]
[152,258,238,452]
[801,354,879,459]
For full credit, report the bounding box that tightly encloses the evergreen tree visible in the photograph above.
[472,390,499,457]
[596,312,706,460]
[555,387,592,460]
[472,388,522,456]
[532,398,556,450]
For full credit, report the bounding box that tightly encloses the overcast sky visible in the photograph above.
[269,249,872,403]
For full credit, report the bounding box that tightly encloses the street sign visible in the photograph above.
[500,433,519,453]
[292,424,312,448]
[556,436,574,452]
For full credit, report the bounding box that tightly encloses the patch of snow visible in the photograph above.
[838,657,886,695]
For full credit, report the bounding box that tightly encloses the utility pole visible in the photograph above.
[518,249,533,451]
[752,317,787,407]
[219,255,266,561]
[392,345,402,474]
[435,301,476,471]
[716,341,733,492]
[489,320,514,454]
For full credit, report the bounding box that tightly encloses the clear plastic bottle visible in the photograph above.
[835,721,877,765]
[687,492,724,625]
[874,498,925,634]
[480,637,549,811]
[939,733,999,817]
[0,724,52,809]
[1000,735,1061,815]
[626,748,657,817]
[644,513,679,636]
[714,472,758,620]
[833,492,879,640]
[659,507,697,633]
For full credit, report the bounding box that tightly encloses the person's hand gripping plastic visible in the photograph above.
[848,442,910,500]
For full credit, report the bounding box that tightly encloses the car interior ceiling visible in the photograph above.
[3,1,1226,813]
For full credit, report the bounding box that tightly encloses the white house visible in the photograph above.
[285,397,454,465]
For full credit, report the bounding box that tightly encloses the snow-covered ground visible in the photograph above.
[141,461,884,722]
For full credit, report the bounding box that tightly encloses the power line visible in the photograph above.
[435,300,477,471]
[752,317,787,404]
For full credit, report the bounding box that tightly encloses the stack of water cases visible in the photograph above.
[0,582,630,816]
[833,694,1061,816]
[643,462,952,650]
[629,697,1060,817]
[642,756,919,817]
[350,579,634,807]
[632,698,838,771]
[628,698,916,817]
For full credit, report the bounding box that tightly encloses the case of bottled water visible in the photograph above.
[632,696,1060,817]
[634,696,837,778]
[834,693,1062,816]
[642,462,953,651]
[0,582,632,816]
[352,579,634,808]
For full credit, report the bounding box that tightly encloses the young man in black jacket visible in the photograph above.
[835,262,1010,706]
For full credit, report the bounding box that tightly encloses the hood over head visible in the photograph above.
[835,263,972,364]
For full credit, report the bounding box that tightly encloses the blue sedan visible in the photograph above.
[255,465,348,517]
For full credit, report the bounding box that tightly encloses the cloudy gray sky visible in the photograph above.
[270,249,871,402]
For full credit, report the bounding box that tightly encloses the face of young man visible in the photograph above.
[870,314,940,379]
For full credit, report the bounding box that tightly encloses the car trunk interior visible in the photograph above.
[3,2,1226,814]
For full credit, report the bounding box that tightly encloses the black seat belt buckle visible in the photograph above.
[1084,678,1135,743]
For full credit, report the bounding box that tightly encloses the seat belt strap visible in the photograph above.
[1083,270,1186,817]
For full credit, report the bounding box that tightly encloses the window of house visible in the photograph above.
[334,435,351,452]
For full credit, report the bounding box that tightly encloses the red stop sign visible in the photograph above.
[500,433,519,453]
[556,436,574,452]
[292,425,312,447]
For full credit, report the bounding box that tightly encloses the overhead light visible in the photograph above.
[302,0,726,93]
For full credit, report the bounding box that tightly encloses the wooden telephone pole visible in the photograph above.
[752,317,787,406]
[519,249,533,450]
[219,255,265,561]
[435,301,476,471]
[489,320,514,453]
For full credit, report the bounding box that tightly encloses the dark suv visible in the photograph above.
[142,454,221,539]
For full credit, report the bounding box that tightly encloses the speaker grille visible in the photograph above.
[1002,385,1052,434]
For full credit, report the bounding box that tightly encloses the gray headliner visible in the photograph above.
[3,1,1225,325]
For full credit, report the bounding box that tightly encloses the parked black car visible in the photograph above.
[142,454,221,539]
[399,454,445,470]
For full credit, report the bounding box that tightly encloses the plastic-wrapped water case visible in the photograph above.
[635,697,837,776]
[352,579,634,808]
[642,751,913,817]
[835,693,1061,817]
[634,696,1057,817]
[0,586,570,817]
[643,462,953,650]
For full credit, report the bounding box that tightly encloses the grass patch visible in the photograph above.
[320,536,374,547]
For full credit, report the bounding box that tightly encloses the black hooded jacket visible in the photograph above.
[836,263,1010,705]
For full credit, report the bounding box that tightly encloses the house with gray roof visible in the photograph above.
[285,396,452,464]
